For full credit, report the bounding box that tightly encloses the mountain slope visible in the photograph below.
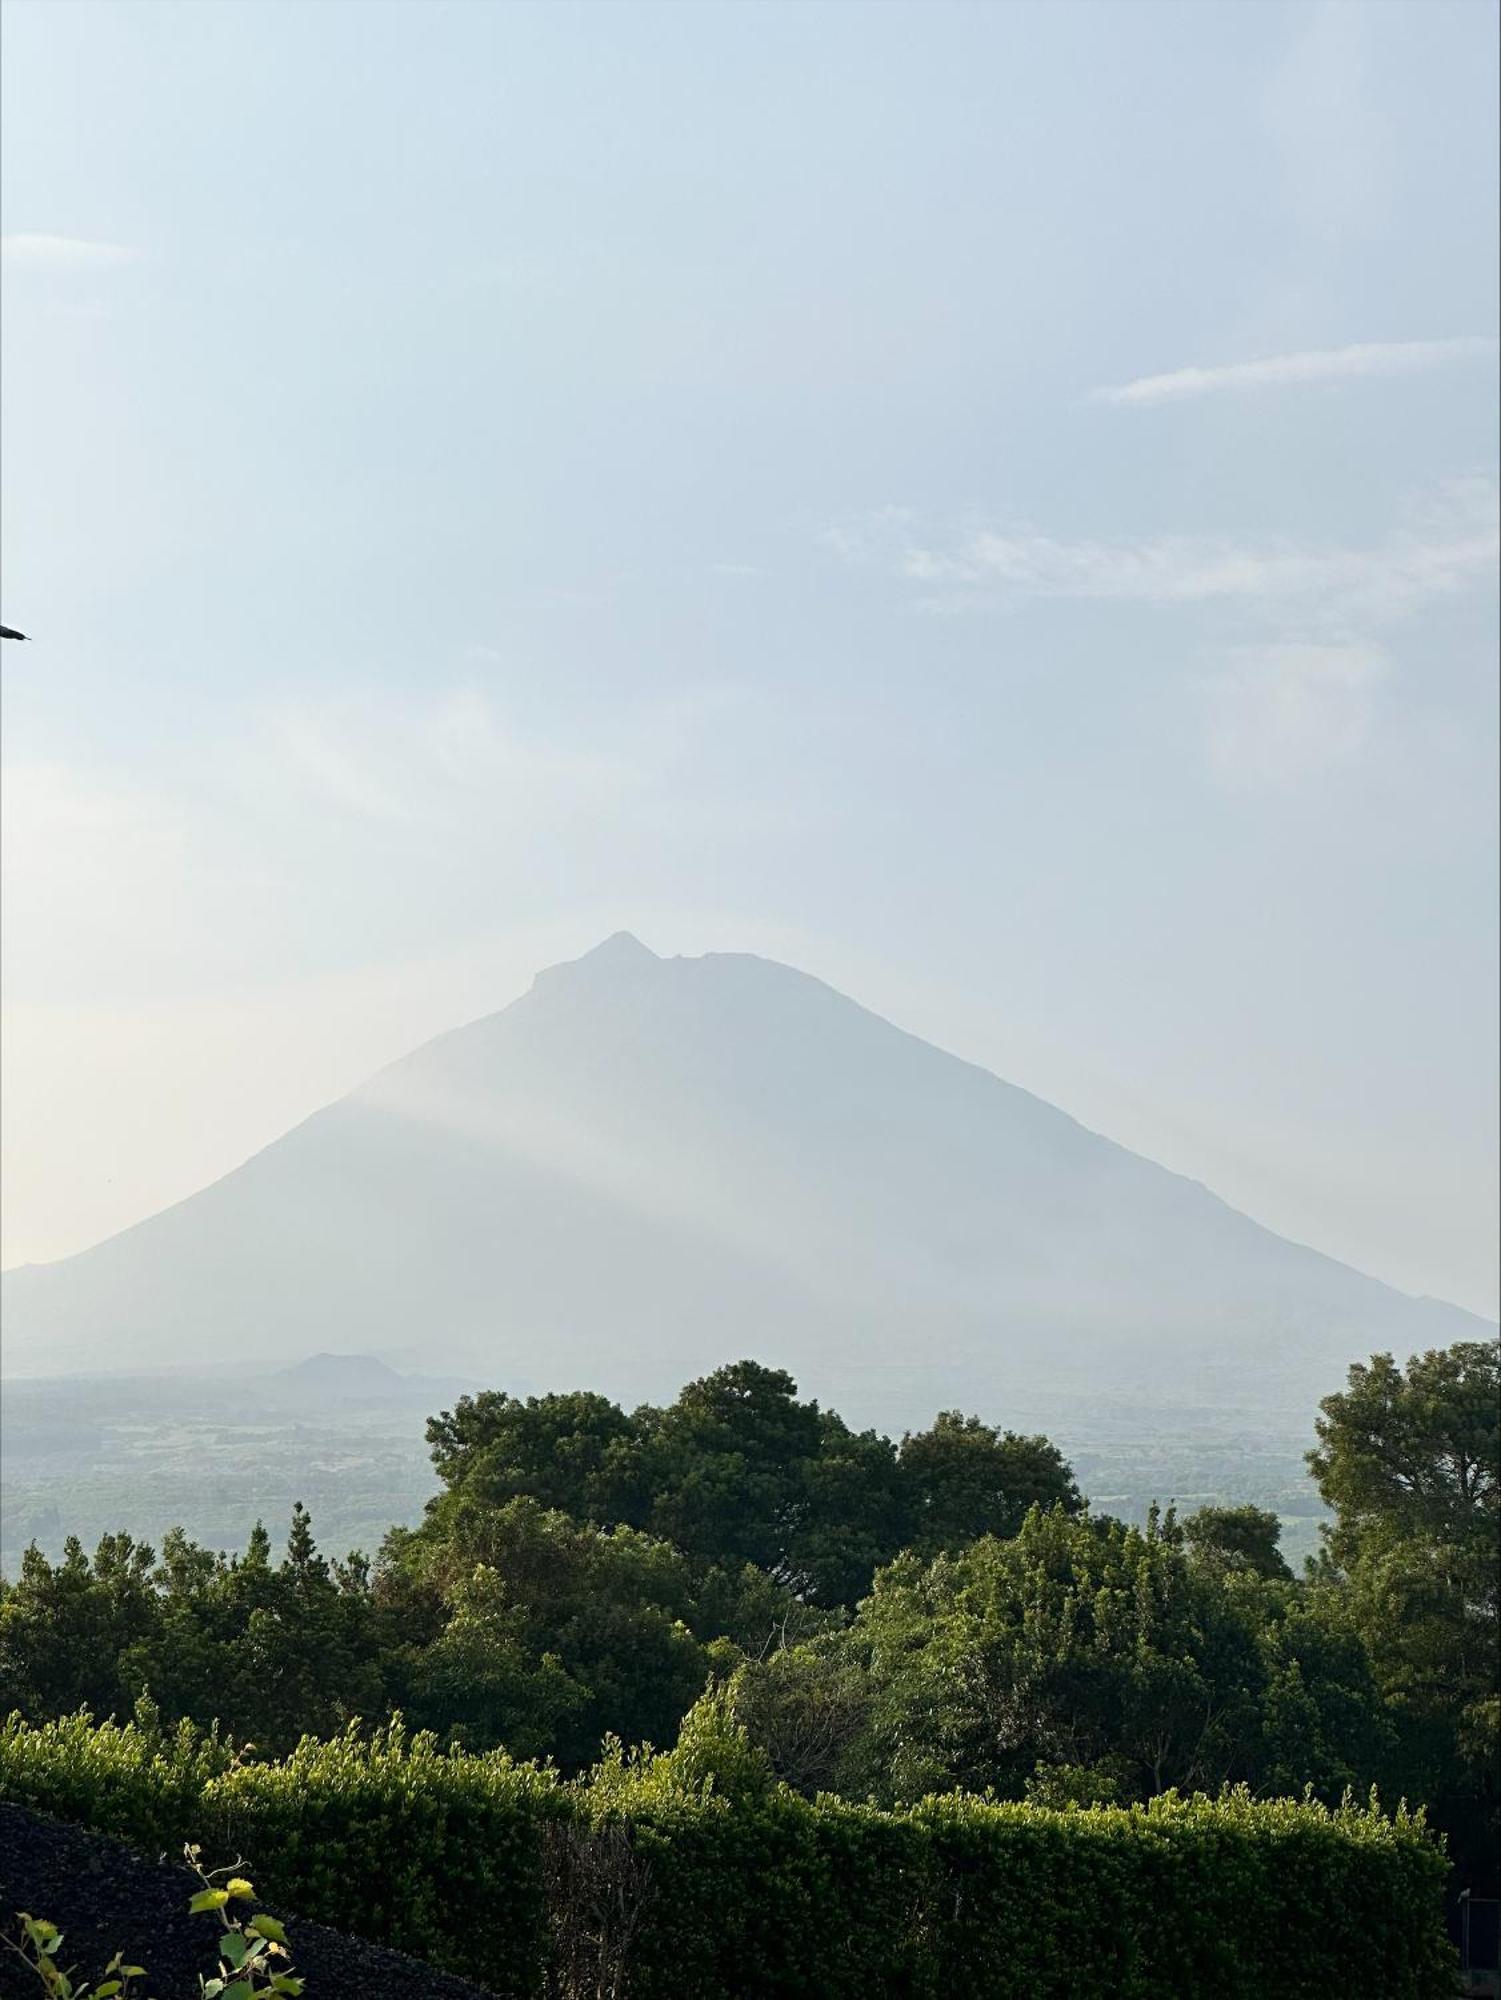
[2,934,1487,1424]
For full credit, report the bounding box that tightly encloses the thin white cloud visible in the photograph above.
[1,232,139,270]
[1093,336,1497,407]
[823,483,1497,789]
[842,479,1499,627]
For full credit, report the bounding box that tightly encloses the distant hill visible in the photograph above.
[266,1352,479,1407]
[279,1351,408,1391]
[1,934,1488,1429]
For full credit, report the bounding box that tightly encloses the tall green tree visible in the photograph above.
[898,1412,1081,1555]
[425,1388,646,1525]
[1308,1340,1500,1883]
[638,1361,825,1577]
[787,1411,906,1604]
[390,1493,713,1764]
[1183,1504,1292,1580]
[0,1536,157,1720]
[420,1362,1083,1612]
[732,1504,1388,1810]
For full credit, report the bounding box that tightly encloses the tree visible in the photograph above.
[422,1363,1083,1613]
[726,1644,875,1797]
[638,1362,824,1578]
[1183,1505,1291,1580]
[1308,1340,1500,1886]
[398,1562,590,1759]
[898,1413,1081,1555]
[1309,1343,1498,1564]
[735,1505,1388,1809]
[784,1412,906,1604]
[392,1494,712,1765]
[426,1389,645,1525]
[0,1536,157,1720]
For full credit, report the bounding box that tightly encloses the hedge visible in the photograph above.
[0,1706,1457,1999]
[0,1702,235,1853]
[209,1720,562,2000]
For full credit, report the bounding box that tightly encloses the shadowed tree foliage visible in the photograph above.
[897,1412,1082,1555]
[426,1389,647,1525]
[1308,1340,1500,1887]
[730,1503,1388,1810]
[637,1362,826,1576]
[2,1342,1494,1895]
[424,1361,918,1606]
[0,1513,386,1754]
[1183,1504,1292,1580]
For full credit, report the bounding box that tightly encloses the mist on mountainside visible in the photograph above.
[2,935,1487,1432]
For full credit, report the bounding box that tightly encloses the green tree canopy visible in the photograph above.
[733,1503,1388,1810]
[1183,1504,1292,1580]
[1308,1339,1500,1883]
[897,1412,1082,1555]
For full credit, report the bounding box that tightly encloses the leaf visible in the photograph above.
[189,1889,231,1914]
[94,1983,122,1997]
[220,1932,249,1969]
[247,1914,288,1946]
[221,1982,255,2000]
[270,1980,305,1996]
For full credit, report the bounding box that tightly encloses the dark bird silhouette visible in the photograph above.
[0,625,27,641]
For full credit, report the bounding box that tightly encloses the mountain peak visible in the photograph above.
[3,932,1488,1410]
[584,931,657,963]
[533,931,660,991]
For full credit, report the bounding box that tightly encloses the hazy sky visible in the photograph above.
[2,0,1497,1319]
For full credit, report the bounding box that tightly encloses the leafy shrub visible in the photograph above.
[0,1698,237,1852]
[207,1718,561,1995]
[0,1704,1456,1999]
[910,1786,1454,2000]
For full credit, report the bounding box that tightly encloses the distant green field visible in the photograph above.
[0,1365,450,1574]
[0,1363,1327,1573]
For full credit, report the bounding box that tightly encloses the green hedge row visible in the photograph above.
[0,1706,1456,2000]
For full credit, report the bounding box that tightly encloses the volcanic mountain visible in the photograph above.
[1,934,1487,1424]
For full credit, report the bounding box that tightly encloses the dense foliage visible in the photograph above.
[422,1361,1080,1598]
[0,1699,1455,1999]
[726,1501,1392,1808]
[0,1362,1081,1765]
[1307,1339,1500,1889]
[1,1342,1495,1906]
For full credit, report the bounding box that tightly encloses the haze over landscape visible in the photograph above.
[1,5,1497,1990]
[3,933,1488,1422]
[2,0,1498,1345]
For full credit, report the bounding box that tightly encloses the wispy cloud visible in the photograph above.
[1,232,139,270]
[833,479,1499,629]
[1093,336,1498,407]
[820,482,1498,790]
